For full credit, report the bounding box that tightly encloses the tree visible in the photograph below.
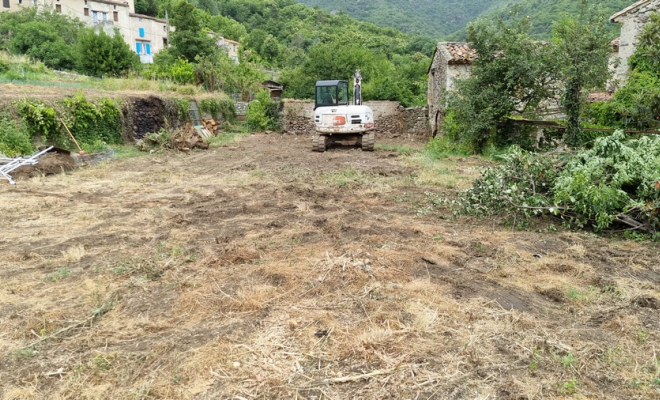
[170,0,217,62]
[445,15,557,151]
[76,28,140,77]
[135,0,159,17]
[552,0,611,146]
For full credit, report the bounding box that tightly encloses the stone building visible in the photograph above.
[610,0,660,84]
[0,0,171,63]
[427,42,476,136]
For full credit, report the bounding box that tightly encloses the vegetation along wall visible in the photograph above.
[0,92,235,156]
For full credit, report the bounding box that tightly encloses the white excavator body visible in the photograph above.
[312,70,375,152]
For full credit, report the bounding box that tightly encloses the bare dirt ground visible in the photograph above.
[1,134,659,399]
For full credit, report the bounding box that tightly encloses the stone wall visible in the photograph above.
[282,99,429,137]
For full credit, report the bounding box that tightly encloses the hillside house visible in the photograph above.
[610,0,660,84]
[427,42,476,136]
[213,35,240,64]
[0,0,171,63]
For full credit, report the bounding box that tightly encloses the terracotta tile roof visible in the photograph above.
[588,92,614,103]
[442,42,477,64]
[610,0,652,22]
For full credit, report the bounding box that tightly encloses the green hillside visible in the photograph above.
[297,0,515,38]
[448,0,633,40]
[298,0,635,40]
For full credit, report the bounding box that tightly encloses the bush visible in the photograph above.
[451,131,660,236]
[16,100,60,141]
[245,89,280,131]
[0,117,34,157]
[61,93,122,145]
[76,28,139,77]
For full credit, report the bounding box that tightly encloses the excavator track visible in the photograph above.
[361,132,375,151]
[312,134,326,152]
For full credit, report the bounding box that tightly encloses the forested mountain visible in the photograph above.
[447,0,633,40]
[298,0,635,40]
[297,0,512,38]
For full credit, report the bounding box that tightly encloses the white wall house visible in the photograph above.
[0,0,171,63]
[610,0,660,85]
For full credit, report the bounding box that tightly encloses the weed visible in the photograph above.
[566,286,597,305]
[559,352,577,370]
[47,268,70,282]
[94,354,114,371]
[637,329,650,344]
[561,377,579,395]
[529,352,542,372]
[15,348,37,358]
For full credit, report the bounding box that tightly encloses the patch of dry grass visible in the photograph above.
[1,136,659,399]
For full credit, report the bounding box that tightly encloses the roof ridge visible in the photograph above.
[610,0,653,22]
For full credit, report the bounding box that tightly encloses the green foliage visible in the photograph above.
[450,0,630,41]
[552,0,611,147]
[445,15,557,152]
[135,0,159,16]
[281,39,429,106]
[298,0,507,38]
[199,97,236,122]
[0,9,82,70]
[76,28,140,77]
[245,89,280,131]
[451,132,660,235]
[0,117,34,157]
[17,100,59,141]
[62,93,123,146]
[16,94,122,148]
[170,0,217,62]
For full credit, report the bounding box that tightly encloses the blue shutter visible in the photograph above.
[139,28,145,37]
[146,43,151,55]
[136,42,141,54]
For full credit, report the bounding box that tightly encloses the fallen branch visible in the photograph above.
[23,302,113,348]
[320,369,392,384]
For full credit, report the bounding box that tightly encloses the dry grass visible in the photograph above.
[1,135,659,399]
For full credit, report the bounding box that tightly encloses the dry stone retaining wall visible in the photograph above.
[282,99,429,137]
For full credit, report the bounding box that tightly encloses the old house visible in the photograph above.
[610,0,660,84]
[427,42,476,136]
[1,0,171,63]
[262,80,283,100]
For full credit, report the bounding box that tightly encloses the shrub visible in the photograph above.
[16,100,59,141]
[245,89,280,131]
[0,117,34,156]
[450,132,660,236]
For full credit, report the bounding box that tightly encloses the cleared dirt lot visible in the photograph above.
[1,134,659,399]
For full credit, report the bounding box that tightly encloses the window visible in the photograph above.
[163,25,166,32]
[102,12,107,21]
[136,42,142,54]
[139,28,145,37]
[55,3,61,12]
[18,0,22,4]
[163,37,168,47]
[3,0,9,8]
[84,7,89,16]
[113,11,118,21]
[92,11,98,23]
[145,43,151,55]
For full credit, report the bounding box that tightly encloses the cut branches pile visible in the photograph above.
[445,131,660,236]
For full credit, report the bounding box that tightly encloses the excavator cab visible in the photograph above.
[315,80,349,109]
[312,70,375,152]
